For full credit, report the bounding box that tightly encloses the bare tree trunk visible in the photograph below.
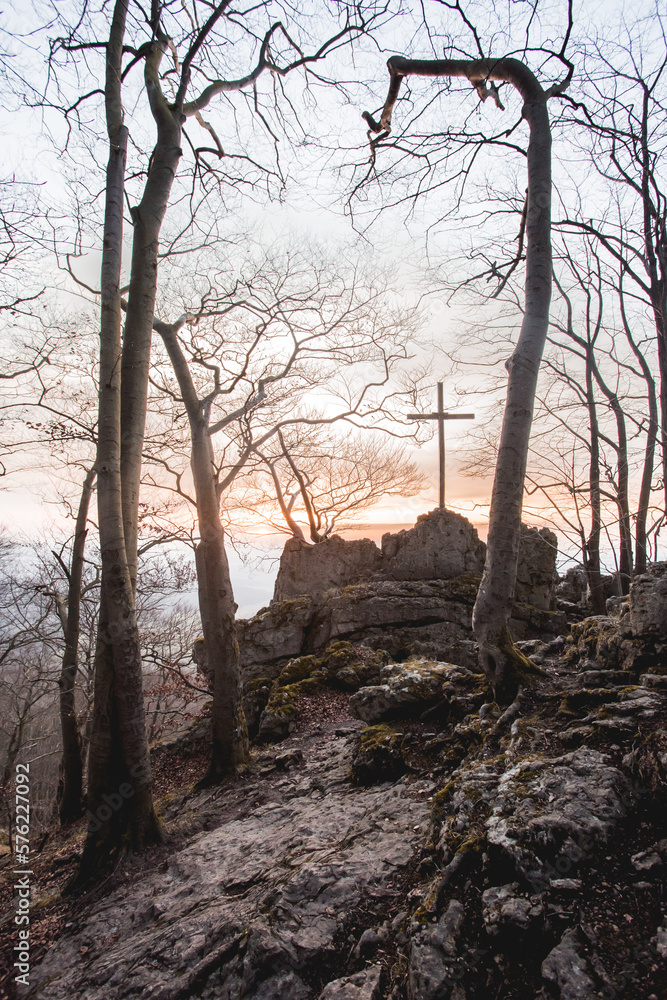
[279,431,323,542]
[157,319,249,781]
[583,357,605,614]
[589,357,633,593]
[619,287,659,573]
[264,457,306,541]
[365,54,565,695]
[649,294,667,523]
[57,467,96,825]
[373,59,573,691]
[638,77,667,523]
[76,0,162,883]
[120,38,182,592]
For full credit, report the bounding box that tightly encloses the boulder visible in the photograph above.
[273,535,382,603]
[407,899,466,1000]
[381,508,485,581]
[318,966,382,1000]
[514,525,558,611]
[348,661,468,723]
[628,562,667,637]
[350,724,407,784]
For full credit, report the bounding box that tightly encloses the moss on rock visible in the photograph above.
[350,723,407,785]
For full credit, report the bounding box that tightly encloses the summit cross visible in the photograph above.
[408,382,475,509]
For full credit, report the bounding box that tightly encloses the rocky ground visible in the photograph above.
[3,571,667,1000]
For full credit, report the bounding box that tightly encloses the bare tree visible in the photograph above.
[148,248,426,779]
[361,21,573,694]
[555,16,667,523]
[36,0,393,873]
[53,467,96,824]
[251,426,426,541]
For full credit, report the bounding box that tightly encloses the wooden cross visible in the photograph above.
[408,382,475,509]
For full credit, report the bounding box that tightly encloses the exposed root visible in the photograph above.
[478,627,546,703]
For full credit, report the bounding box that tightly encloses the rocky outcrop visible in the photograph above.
[485,747,636,887]
[237,578,567,687]
[239,597,316,682]
[628,562,667,637]
[348,660,481,724]
[273,536,383,604]
[407,899,465,1000]
[26,585,667,1000]
[541,928,599,1000]
[28,723,433,1000]
[514,524,558,611]
[562,562,667,681]
[227,511,562,686]
[272,509,557,610]
[380,508,485,581]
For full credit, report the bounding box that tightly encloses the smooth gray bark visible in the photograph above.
[57,466,96,825]
[367,55,564,694]
[78,0,162,881]
[156,318,249,779]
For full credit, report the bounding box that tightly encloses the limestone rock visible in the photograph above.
[481,883,543,937]
[381,508,485,581]
[29,730,430,1000]
[654,917,667,960]
[348,661,467,723]
[310,579,476,651]
[436,760,501,859]
[252,972,313,1000]
[628,562,667,637]
[192,636,211,683]
[541,928,597,999]
[244,677,274,737]
[318,965,382,1000]
[239,597,316,680]
[556,566,588,605]
[257,702,297,741]
[407,899,466,1000]
[486,748,636,886]
[239,540,564,677]
[274,535,383,603]
[270,511,557,622]
[351,724,406,784]
[514,525,558,611]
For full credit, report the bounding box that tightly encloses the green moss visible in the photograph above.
[351,723,406,785]
[596,704,620,720]
[248,676,273,692]
[359,723,401,750]
[432,780,458,821]
[446,574,482,600]
[456,835,486,856]
[260,597,312,627]
[277,656,321,686]
[412,885,439,925]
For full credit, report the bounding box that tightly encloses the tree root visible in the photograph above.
[478,626,546,703]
